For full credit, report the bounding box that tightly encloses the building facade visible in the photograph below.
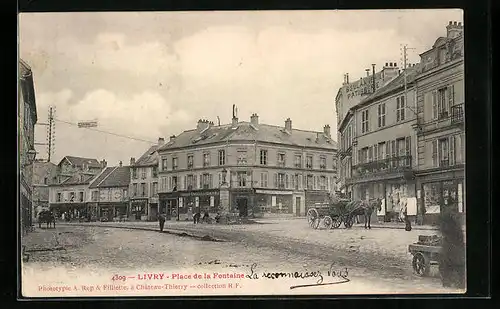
[347,65,420,222]
[56,156,104,183]
[158,114,337,219]
[32,160,58,220]
[88,163,130,221]
[19,59,38,231]
[129,139,162,221]
[336,62,401,196]
[414,21,465,224]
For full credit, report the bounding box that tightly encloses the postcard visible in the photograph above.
[19,9,466,297]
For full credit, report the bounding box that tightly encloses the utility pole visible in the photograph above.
[34,105,55,162]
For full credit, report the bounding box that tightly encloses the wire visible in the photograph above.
[53,118,157,144]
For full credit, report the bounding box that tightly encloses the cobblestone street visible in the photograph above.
[21,222,462,296]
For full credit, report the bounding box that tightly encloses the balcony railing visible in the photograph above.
[353,155,412,177]
[451,104,464,124]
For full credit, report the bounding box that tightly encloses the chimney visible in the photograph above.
[382,61,399,82]
[197,119,210,132]
[346,73,349,84]
[250,113,259,126]
[158,137,165,146]
[365,68,370,77]
[130,157,135,166]
[371,63,376,92]
[285,118,292,132]
[119,161,123,167]
[100,159,107,169]
[323,125,331,138]
[169,135,176,142]
[446,21,463,39]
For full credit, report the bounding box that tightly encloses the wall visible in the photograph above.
[130,165,159,199]
[49,184,89,204]
[98,187,129,203]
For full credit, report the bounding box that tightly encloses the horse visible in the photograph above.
[348,198,382,229]
[38,210,56,229]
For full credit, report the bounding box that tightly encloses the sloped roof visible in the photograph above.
[356,64,420,108]
[158,122,337,152]
[19,59,32,78]
[89,166,130,188]
[60,156,101,168]
[134,145,159,167]
[59,173,95,186]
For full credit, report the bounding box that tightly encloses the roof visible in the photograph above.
[19,59,37,122]
[355,64,420,109]
[19,59,32,78]
[58,173,95,186]
[158,122,337,152]
[89,166,130,188]
[59,156,101,168]
[134,145,159,166]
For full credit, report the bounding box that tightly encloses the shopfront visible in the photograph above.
[254,189,293,214]
[130,199,147,220]
[159,190,220,219]
[230,188,254,217]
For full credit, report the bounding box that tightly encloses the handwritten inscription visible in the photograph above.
[245,263,350,289]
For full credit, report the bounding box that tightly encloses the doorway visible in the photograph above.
[237,198,248,217]
[295,197,301,216]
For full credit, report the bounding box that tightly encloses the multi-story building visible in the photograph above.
[345,64,421,222]
[48,172,96,219]
[19,59,38,231]
[157,112,337,218]
[56,156,104,183]
[414,21,465,224]
[336,62,401,196]
[129,138,163,221]
[32,160,57,219]
[88,162,130,221]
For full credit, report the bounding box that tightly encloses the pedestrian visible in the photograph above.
[158,213,166,232]
[193,208,201,224]
[402,200,412,231]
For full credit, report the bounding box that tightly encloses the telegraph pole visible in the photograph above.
[34,105,55,162]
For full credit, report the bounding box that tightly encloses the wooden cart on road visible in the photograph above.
[408,235,442,277]
[306,199,360,230]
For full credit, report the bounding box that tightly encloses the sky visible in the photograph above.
[19,9,463,166]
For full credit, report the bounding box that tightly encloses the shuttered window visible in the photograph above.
[449,136,456,166]
[432,140,438,167]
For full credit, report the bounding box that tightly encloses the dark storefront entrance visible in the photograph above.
[236,198,248,217]
[131,200,147,220]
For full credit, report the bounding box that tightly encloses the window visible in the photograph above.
[294,155,302,168]
[152,166,158,177]
[378,103,386,127]
[172,157,178,170]
[172,176,178,191]
[361,110,369,133]
[91,191,98,201]
[57,193,62,202]
[332,157,337,170]
[260,173,268,187]
[306,155,313,169]
[277,153,286,166]
[320,156,326,169]
[187,175,194,190]
[161,159,168,171]
[141,168,146,179]
[307,175,314,190]
[218,150,225,166]
[202,173,211,189]
[294,174,300,190]
[203,153,210,167]
[320,176,327,190]
[347,126,352,148]
[69,192,75,202]
[437,88,449,119]
[43,177,48,185]
[123,189,128,198]
[438,47,447,65]
[396,96,405,122]
[260,150,268,165]
[132,183,137,196]
[79,192,84,202]
[277,173,286,188]
[237,172,247,187]
[237,151,247,165]
[439,138,449,167]
[141,183,146,196]
[132,168,138,179]
[152,182,158,196]
[187,155,194,169]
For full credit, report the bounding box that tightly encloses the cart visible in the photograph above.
[306,199,359,230]
[408,235,442,277]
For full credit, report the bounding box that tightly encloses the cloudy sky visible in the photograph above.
[19,9,463,166]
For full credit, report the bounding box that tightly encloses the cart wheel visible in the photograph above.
[332,216,342,229]
[323,216,334,229]
[307,208,319,229]
[412,252,431,277]
[344,215,354,228]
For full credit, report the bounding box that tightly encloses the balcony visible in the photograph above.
[451,103,464,124]
[347,155,413,184]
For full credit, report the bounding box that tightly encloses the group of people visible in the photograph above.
[157,208,223,231]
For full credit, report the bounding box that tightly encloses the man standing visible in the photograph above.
[158,213,166,232]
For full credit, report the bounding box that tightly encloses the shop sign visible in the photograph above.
[255,190,292,195]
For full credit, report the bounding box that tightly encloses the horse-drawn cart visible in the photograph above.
[306,199,359,230]
[408,235,442,277]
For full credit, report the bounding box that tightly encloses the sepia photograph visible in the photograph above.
[18,9,466,297]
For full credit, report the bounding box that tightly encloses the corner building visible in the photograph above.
[157,114,338,218]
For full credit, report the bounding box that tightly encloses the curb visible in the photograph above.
[57,223,225,242]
